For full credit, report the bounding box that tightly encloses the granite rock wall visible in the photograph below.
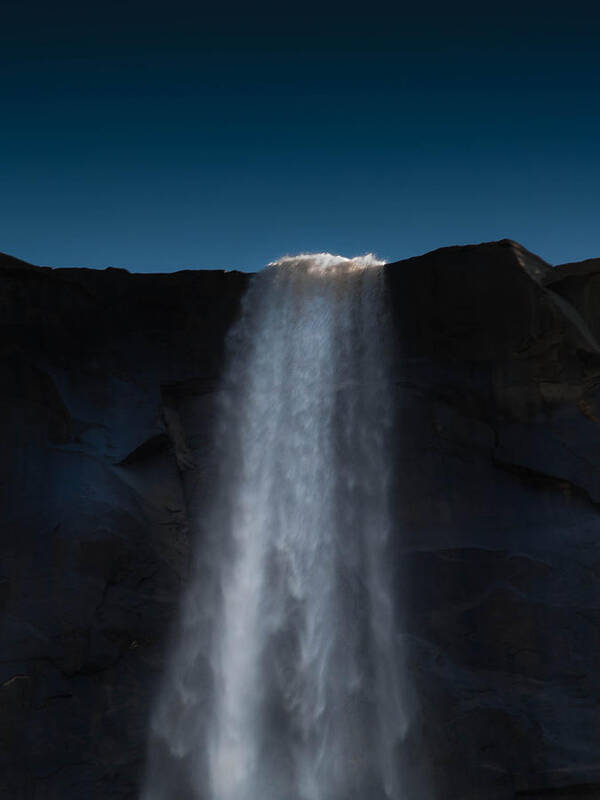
[2,242,600,799]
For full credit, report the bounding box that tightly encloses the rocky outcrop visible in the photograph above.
[2,241,600,798]
[0,256,249,798]
[386,240,600,798]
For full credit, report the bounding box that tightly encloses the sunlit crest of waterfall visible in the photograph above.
[142,253,409,800]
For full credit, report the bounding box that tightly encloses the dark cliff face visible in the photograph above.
[386,241,600,798]
[2,243,600,799]
[0,256,251,799]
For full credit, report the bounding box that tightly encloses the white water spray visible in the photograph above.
[142,254,408,800]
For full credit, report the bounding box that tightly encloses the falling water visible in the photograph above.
[142,254,408,800]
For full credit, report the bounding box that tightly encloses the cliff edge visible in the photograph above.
[2,242,600,799]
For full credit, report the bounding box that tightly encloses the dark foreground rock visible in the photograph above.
[2,241,600,798]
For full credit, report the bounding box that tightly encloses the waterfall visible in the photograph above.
[142,254,408,800]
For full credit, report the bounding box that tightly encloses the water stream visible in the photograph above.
[143,254,407,800]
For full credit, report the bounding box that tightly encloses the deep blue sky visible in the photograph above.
[1,0,599,271]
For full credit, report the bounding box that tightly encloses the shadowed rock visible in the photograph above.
[2,242,600,798]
